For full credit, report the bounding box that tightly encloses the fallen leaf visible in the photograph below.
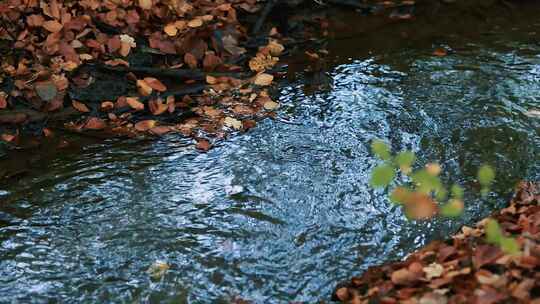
[143,77,167,92]
[1,133,16,142]
[72,100,90,113]
[135,120,156,131]
[224,117,242,129]
[149,126,172,136]
[254,73,274,86]
[263,100,279,110]
[423,263,444,280]
[433,48,448,57]
[196,139,211,151]
[139,0,153,10]
[84,117,106,130]
[188,18,203,28]
[147,260,169,279]
[42,20,63,33]
[126,97,144,111]
[137,79,153,96]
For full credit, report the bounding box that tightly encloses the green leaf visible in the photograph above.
[411,169,442,194]
[485,219,503,245]
[478,165,495,187]
[436,188,448,201]
[440,199,464,217]
[500,237,520,255]
[370,164,395,188]
[371,140,391,161]
[395,151,415,173]
[451,184,464,199]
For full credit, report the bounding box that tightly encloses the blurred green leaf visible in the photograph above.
[478,165,495,186]
[485,219,503,245]
[451,184,464,199]
[412,169,442,194]
[436,188,448,201]
[370,164,395,188]
[371,140,391,161]
[440,199,464,217]
[500,237,520,255]
[395,151,415,173]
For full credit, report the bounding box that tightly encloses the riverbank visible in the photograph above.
[334,182,540,304]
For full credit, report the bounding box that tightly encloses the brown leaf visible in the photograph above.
[126,97,144,111]
[433,48,448,57]
[42,20,63,33]
[137,79,153,96]
[135,120,156,131]
[72,100,90,113]
[84,117,106,130]
[391,267,419,285]
[196,139,211,151]
[473,245,503,269]
[149,99,168,115]
[143,77,167,92]
[149,126,172,136]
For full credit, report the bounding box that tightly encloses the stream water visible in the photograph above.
[1,6,540,304]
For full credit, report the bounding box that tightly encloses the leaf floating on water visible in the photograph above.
[147,260,169,280]
[432,48,448,57]
[478,165,495,186]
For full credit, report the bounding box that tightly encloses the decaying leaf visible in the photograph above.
[254,73,274,86]
[224,117,242,129]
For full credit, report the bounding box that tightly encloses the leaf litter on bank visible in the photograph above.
[334,181,540,304]
[0,0,286,149]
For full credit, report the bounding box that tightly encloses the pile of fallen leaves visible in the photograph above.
[334,181,540,304]
[0,0,285,150]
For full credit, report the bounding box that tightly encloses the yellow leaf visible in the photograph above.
[254,73,273,86]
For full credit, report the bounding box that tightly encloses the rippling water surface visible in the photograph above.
[1,11,539,304]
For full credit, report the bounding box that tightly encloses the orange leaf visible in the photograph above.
[196,139,211,151]
[149,99,168,115]
[72,100,90,113]
[134,120,156,131]
[1,133,16,142]
[126,97,144,111]
[143,77,167,92]
[433,48,448,57]
[136,79,153,96]
[42,20,63,33]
